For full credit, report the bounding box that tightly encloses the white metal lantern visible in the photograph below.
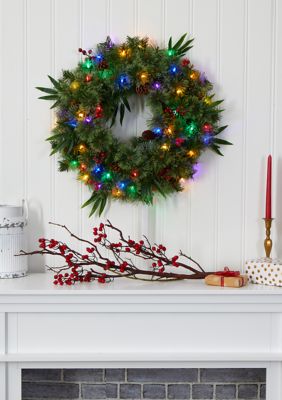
[0,201,28,278]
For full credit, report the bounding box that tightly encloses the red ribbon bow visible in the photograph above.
[214,267,240,286]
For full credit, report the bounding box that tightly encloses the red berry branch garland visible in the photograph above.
[19,221,210,284]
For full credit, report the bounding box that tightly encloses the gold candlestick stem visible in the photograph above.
[264,218,273,258]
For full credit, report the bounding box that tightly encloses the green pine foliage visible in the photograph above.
[37,35,231,216]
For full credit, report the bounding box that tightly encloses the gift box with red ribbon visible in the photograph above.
[205,267,248,288]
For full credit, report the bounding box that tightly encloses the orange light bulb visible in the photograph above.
[161,143,170,151]
[77,111,85,121]
[78,144,87,154]
[81,174,90,182]
[187,150,196,158]
[176,87,184,96]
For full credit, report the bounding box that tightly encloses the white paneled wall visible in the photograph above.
[0,0,281,272]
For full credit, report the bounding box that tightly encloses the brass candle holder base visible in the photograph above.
[263,218,273,259]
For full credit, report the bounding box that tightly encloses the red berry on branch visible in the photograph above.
[53,280,58,285]
[181,58,190,67]
[78,48,82,52]
[125,247,130,252]
[130,169,139,179]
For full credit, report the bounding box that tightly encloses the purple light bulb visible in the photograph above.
[152,81,162,90]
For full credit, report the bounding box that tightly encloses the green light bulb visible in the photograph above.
[99,70,113,79]
[101,171,113,182]
[185,121,198,136]
[70,160,79,168]
[127,184,137,196]
[167,49,175,57]
[82,59,93,70]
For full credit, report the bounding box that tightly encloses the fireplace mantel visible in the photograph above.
[1,273,282,399]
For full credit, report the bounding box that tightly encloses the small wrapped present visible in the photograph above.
[205,267,248,288]
[245,258,282,287]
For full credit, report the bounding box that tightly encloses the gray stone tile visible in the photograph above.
[143,384,166,399]
[238,384,258,399]
[215,384,236,399]
[105,369,125,382]
[167,384,190,399]
[127,369,197,383]
[192,384,213,399]
[63,369,103,382]
[200,368,266,383]
[81,383,117,399]
[260,384,266,399]
[22,382,79,399]
[22,369,61,382]
[120,383,141,399]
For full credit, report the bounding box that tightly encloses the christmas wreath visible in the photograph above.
[37,34,230,216]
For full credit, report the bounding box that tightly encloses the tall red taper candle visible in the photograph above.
[265,155,272,219]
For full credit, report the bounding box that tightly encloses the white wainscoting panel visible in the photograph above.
[0,0,281,272]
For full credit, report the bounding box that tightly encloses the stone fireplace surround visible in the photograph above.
[21,367,266,399]
[0,273,282,399]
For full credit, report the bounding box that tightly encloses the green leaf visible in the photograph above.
[36,87,57,94]
[213,138,232,145]
[209,100,224,108]
[172,33,187,50]
[50,100,60,109]
[214,125,228,135]
[48,75,61,90]
[50,140,65,155]
[89,197,103,217]
[46,133,62,141]
[82,194,96,209]
[168,36,172,49]
[122,96,131,112]
[110,105,119,127]
[153,179,167,198]
[211,144,224,156]
[58,160,69,171]
[38,94,58,100]
[98,195,107,216]
[119,103,125,125]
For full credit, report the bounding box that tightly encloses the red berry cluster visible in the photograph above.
[78,47,92,56]
[29,221,205,286]
[181,58,190,67]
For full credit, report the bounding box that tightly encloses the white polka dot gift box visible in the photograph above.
[245,258,282,287]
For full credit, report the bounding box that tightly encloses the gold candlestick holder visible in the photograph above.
[263,218,273,259]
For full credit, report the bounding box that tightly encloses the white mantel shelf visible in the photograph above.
[1,273,282,399]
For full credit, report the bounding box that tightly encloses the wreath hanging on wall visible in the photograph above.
[37,34,230,216]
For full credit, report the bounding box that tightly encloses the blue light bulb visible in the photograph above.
[153,127,162,136]
[91,164,104,177]
[66,118,78,128]
[95,53,104,63]
[202,135,212,145]
[169,64,180,76]
[117,180,129,190]
[117,73,131,89]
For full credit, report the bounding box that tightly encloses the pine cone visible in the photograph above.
[136,84,149,95]
[98,60,109,70]
[142,130,155,140]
